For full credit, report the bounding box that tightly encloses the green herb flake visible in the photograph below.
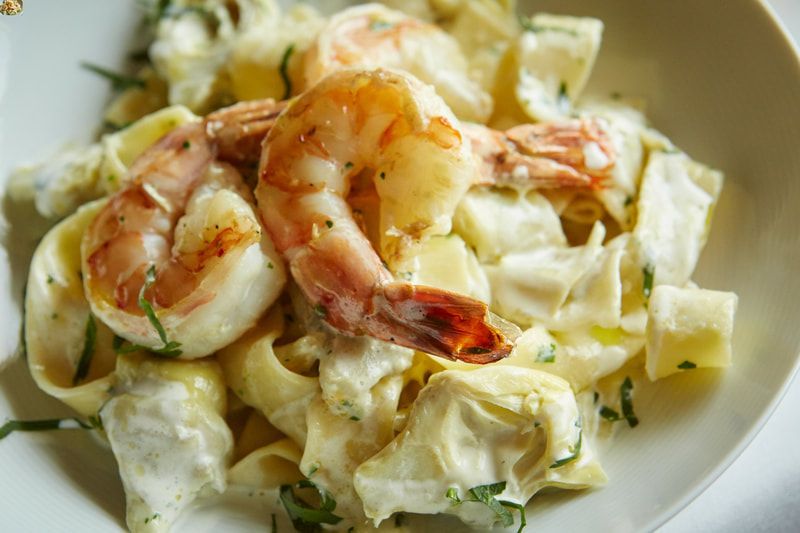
[678,360,697,370]
[379,171,386,180]
[550,418,583,468]
[325,220,333,229]
[611,91,622,100]
[446,487,461,505]
[268,262,274,269]
[370,19,393,31]
[279,44,295,100]
[624,195,633,207]
[518,15,579,37]
[349,415,360,421]
[72,314,97,385]
[81,62,145,91]
[182,140,191,150]
[46,274,54,284]
[620,377,639,428]
[536,343,556,363]
[344,161,354,170]
[0,417,94,441]
[642,264,655,299]
[279,479,343,531]
[144,513,160,524]
[307,463,319,477]
[314,304,328,318]
[599,405,621,422]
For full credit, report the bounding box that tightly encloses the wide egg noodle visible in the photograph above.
[453,187,567,264]
[485,221,606,327]
[100,354,232,533]
[353,366,606,528]
[217,309,320,447]
[632,150,722,288]
[228,4,325,101]
[514,14,604,122]
[25,199,115,417]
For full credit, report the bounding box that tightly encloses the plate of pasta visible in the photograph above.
[2,0,800,532]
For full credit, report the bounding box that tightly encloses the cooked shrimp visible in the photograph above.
[81,122,285,359]
[303,3,493,123]
[464,118,616,190]
[205,98,288,170]
[255,69,515,364]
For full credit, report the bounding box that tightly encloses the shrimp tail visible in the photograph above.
[205,99,287,169]
[374,282,519,364]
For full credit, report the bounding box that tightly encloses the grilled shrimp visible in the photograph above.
[303,3,493,123]
[255,69,515,364]
[81,122,285,359]
[464,118,616,190]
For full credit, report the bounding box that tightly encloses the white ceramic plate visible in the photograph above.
[2,1,800,531]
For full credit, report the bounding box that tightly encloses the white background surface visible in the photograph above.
[662,1,800,531]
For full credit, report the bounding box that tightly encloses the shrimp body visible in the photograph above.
[82,123,285,359]
[464,118,616,190]
[304,4,492,123]
[256,69,514,363]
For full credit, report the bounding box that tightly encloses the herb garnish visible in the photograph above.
[113,265,182,357]
[279,44,295,100]
[279,479,343,532]
[550,418,583,468]
[72,313,97,385]
[370,20,393,31]
[598,405,621,422]
[0,417,96,441]
[620,377,639,428]
[313,304,328,319]
[642,264,655,299]
[81,62,145,91]
[558,81,570,108]
[446,482,526,533]
[536,343,556,363]
[678,360,697,369]
[518,15,579,37]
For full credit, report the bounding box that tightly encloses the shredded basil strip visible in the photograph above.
[446,482,526,533]
[678,360,697,369]
[279,44,295,100]
[279,479,342,532]
[0,418,93,441]
[518,15,579,36]
[536,343,556,363]
[81,62,145,91]
[642,264,655,299]
[72,313,97,385]
[137,265,182,357]
[620,377,639,428]
[550,418,583,468]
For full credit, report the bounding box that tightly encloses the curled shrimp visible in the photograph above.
[255,69,515,364]
[81,122,285,359]
[464,118,616,190]
[304,3,492,123]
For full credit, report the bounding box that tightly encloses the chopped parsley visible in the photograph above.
[279,44,295,100]
[379,171,386,180]
[268,262,274,269]
[279,479,343,531]
[72,313,97,385]
[46,274,54,284]
[642,264,655,299]
[446,482,526,533]
[0,417,95,441]
[325,220,333,229]
[620,377,639,428]
[182,140,191,150]
[678,360,697,370]
[344,161,354,170]
[80,62,145,91]
[599,405,621,422]
[549,418,583,468]
[624,195,633,207]
[518,15,579,37]
[313,304,328,318]
[536,343,556,363]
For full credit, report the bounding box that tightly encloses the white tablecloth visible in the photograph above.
[661,2,800,531]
